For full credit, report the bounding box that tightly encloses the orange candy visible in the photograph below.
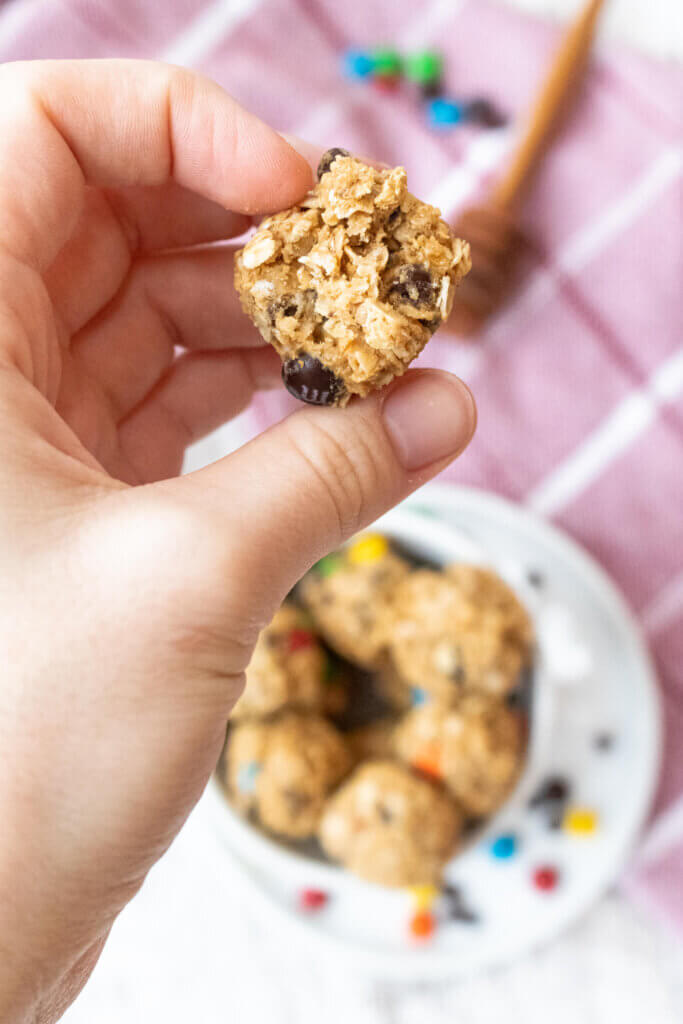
[410,910,436,939]
[412,742,442,780]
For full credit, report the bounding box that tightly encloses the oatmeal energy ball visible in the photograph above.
[318,760,461,887]
[234,149,471,406]
[299,532,409,668]
[394,695,525,817]
[223,711,352,840]
[389,566,533,703]
[232,603,331,720]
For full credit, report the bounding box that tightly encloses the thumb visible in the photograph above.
[179,369,476,625]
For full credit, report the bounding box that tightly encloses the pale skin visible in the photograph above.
[0,60,477,1023]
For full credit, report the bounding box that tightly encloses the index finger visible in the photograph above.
[0,59,313,269]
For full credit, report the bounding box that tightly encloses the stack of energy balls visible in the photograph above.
[220,534,534,889]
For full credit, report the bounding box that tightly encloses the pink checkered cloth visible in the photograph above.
[2,0,682,931]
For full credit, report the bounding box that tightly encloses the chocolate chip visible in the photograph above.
[386,207,401,227]
[282,354,346,406]
[388,264,436,309]
[268,295,298,324]
[594,731,615,751]
[464,98,508,128]
[442,884,479,924]
[529,776,571,820]
[418,316,442,334]
[269,291,319,326]
[420,79,443,100]
[317,147,351,180]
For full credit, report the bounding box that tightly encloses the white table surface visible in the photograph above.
[63,1,683,1020]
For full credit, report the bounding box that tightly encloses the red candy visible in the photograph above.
[372,75,400,93]
[300,888,328,911]
[410,909,436,939]
[288,629,316,653]
[532,866,559,892]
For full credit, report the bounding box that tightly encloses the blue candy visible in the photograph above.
[343,50,375,79]
[410,686,429,707]
[490,833,518,860]
[427,97,464,128]
[237,760,262,794]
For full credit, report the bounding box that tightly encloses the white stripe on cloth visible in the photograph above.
[526,344,683,516]
[641,568,683,636]
[162,0,264,66]
[427,129,515,212]
[484,146,683,347]
[398,0,466,49]
[632,795,683,868]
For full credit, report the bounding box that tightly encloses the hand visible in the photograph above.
[0,59,476,1022]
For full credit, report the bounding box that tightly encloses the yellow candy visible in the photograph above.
[409,884,439,910]
[563,807,599,837]
[347,533,389,565]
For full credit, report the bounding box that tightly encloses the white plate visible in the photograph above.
[198,484,661,981]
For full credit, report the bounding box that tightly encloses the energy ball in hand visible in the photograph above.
[234,150,471,406]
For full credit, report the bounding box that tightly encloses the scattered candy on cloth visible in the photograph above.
[2,0,681,935]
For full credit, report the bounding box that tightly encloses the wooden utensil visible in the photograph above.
[450,0,607,337]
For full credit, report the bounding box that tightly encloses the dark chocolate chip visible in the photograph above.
[317,147,351,180]
[529,775,571,809]
[269,290,319,326]
[442,884,479,924]
[282,354,346,406]
[418,316,442,334]
[463,98,508,128]
[506,671,533,713]
[420,79,443,100]
[268,295,298,324]
[388,264,436,309]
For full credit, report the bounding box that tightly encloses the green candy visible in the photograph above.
[371,47,403,78]
[404,50,443,85]
[314,553,344,578]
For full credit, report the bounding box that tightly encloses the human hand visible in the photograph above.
[0,59,476,1022]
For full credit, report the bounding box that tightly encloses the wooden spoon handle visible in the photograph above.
[493,0,607,210]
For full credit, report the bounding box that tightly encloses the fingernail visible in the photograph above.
[382,371,477,471]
